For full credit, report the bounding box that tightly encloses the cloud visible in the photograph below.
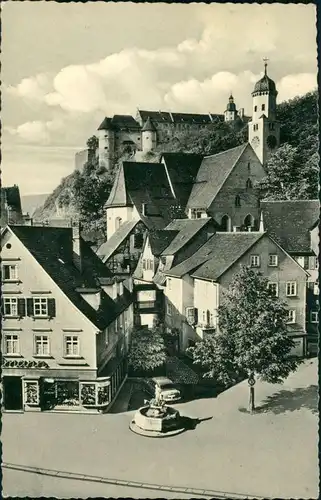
[5,119,63,144]
[277,73,317,102]
[6,73,51,101]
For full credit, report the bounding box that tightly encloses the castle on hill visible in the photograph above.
[96,95,248,171]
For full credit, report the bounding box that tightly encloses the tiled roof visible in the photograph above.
[111,115,141,130]
[166,232,263,279]
[161,153,203,209]
[161,218,211,256]
[148,230,179,257]
[9,225,120,330]
[186,143,248,210]
[138,110,223,125]
[105,163,130,208]
[261,200,319,253]
[97,220,140,262]
[97,117,113,131]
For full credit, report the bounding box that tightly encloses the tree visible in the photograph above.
[259,143,318,200]
[187,266,301,412]
[128,325,167,373]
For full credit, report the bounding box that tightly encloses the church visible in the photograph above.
[103,61,280,239]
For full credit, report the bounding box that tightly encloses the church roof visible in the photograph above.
[104,164,130,208]
[253,73,277,95]
[261,200,319,254]
[142,116,156,132]
[161,153,203,208]
[186,143,249,210]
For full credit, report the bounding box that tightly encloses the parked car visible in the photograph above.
[143,376,182,403]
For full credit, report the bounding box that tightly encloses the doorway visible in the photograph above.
[3,376,23,410]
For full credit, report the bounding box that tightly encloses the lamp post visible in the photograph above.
[248,373,256,413]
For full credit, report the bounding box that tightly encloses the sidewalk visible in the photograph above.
[108,380,133,413]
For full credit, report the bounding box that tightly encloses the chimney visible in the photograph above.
[259,211,264,232]
[72,221,82,272]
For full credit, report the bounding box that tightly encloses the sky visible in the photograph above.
[2,1,318,195]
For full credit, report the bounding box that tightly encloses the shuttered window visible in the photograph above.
[26,298,56,318]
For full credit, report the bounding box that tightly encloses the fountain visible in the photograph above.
[129,383,186,437]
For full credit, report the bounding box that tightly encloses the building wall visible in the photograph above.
[2,229,98,377]
[141,236,156,282]
[194,279,219,332]
[106,206,139,239]
[218,235,307,354]
[208,146,266,229]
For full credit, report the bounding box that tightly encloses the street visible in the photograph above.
[2,359,318,499]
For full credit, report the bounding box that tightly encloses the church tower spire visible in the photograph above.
[248,59,280,165]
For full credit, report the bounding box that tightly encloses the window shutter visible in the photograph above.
[18,298,26,317]
[48,298,56,318]
[26,298,34,316]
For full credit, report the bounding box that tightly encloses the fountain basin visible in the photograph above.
[130,404,186,438]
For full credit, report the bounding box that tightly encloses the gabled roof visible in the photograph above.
[105,163,130,208]
[191,233,265,280]
[8,225,119,330]
[161,218,211,256]
[261,200,319,253]
[148,229,179,257]
[97,220,140,262]
[186,143,248,210]
[111,115,141,130]
[97,117,113,131]
[167,233,264,278]
[161,153,203,209]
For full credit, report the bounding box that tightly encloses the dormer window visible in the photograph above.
[235,195,241,207]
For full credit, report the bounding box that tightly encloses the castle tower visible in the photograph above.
[224,94,237,122]
[248,59,280,165]
[97,117,115,171]
[142,117,157,152]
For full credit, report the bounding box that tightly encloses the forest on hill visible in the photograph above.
[34,89,318,242]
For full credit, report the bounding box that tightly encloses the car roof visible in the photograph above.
[152,377,173,385]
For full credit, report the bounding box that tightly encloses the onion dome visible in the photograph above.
[142,116,156,132]
[252,61,277,96]
[97,117,113,131]
[226,94,236,112]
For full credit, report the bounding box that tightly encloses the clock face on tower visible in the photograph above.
[251,136,260,148]
[267,135,277,149]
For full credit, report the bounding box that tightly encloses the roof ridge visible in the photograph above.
[203,142,247,160]
[261,199,319,203]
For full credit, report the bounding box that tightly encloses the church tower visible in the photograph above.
[224,94,237,122]
[248,60,280,165]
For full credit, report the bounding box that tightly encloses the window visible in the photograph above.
[64,335,80,357]
[250,255,260,267]
[287,310,296,324]
[186,307,195,325]
[314,283,319,296]
[4,334,20,355]
[303,256,309,269]
[309,256,318,270]
[2,264,18,281]
[310,311,318,323]
[3,297,18,316]
[244,214,254,228]
[167,278,172,290]
[33,298,48,317]
[254,105,257,112]
[166,301,173,316]
[202,310,207,324]
[268,282,278,297]
[35,335,50,356]
[261,104,265,111]
[269,123,275,131]
[246,178,253,189]
[286,281,297,297]
[268,254,278,267]
[221,214,231,232]
[235,195,241,207]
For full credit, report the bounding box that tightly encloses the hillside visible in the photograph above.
[33,90,318,241]
[21,193,50,217]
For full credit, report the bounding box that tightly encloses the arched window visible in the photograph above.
[221,215,231,232]
[244,214,254,228]
[115,217,123,230]
[235,195,241,207]
[246,178,253,189]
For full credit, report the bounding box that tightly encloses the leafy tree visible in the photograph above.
[187,266,301,412]
[128,325,167,373]
[259,143,319,200]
